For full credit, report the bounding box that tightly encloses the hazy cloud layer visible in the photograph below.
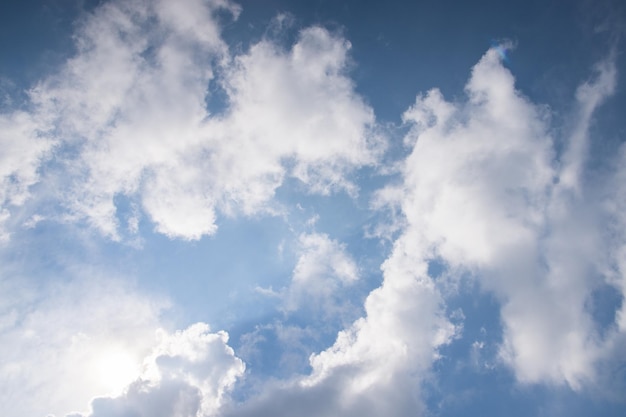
[0,111,53,241]
[0,275,166,417]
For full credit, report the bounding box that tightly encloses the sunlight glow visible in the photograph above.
[95,348,141,395]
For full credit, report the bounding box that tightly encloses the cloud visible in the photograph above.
[1,1,624,415]
[240,233,361,381]
[27,0,237,240]
[223,45,624,417]
[0,273,167,417]
[224,208,456,415]
[0,110,53,241]
[216,26,383,200]
[382,47,622,388]
[277,232,359,317]
[226,158,458,417]
[72,323,245,417]
[0,0,383,242]
[609,146,626,333]
[0,263,244,417]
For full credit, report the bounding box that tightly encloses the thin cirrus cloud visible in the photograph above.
[0,0,624,417]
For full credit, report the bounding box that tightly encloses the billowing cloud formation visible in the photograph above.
[0,265,245,417]
[222,47,624,416]
[0,0,381,241]
[72,323,244,417]
[216,26,381,201]
[1,1,624,416]
[29,0,239,239]
[386,49,620,388]
[225,235,455,417]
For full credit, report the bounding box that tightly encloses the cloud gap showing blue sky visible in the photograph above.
[0,0,625,416]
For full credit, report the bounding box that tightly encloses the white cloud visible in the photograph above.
[1,1,623,414]
[226,185,457,417]
[0,266,245,417]
[0,274,167,417]
[559,58,617,193]
[242,233,361,380]
[224,46,624,417]
[300,231,458,399]
[191,25,383,223]
[0,111,53,241]
[72,323,245,417]
[0,3,385,413]
[606,145,626,334]
[281,232,358,316]
[27,0,236,240]
[2,0,382,242]
[382,47,622,389]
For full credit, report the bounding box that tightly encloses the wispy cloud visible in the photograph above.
[0,110,53,241]
[279,232,359,315]
[0,274,167,417]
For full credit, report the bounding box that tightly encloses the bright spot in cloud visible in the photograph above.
[94,347,141,395]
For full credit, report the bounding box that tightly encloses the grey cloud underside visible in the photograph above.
[0,0,625,417]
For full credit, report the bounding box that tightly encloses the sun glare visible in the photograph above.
[95,348,141,395]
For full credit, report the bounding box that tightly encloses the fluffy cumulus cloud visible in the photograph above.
[26,0,238,240]
[0,0,381,241]
[379,47,622,388]
[0,267,244,417]
[71,323,245,417]
[222,46,625,417]
[215,26,381,202]
[2,0,626,416]
[223,230,456,417]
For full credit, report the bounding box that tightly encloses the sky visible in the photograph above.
[1,0,626,416]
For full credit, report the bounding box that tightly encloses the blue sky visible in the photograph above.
[1,1,625,416]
